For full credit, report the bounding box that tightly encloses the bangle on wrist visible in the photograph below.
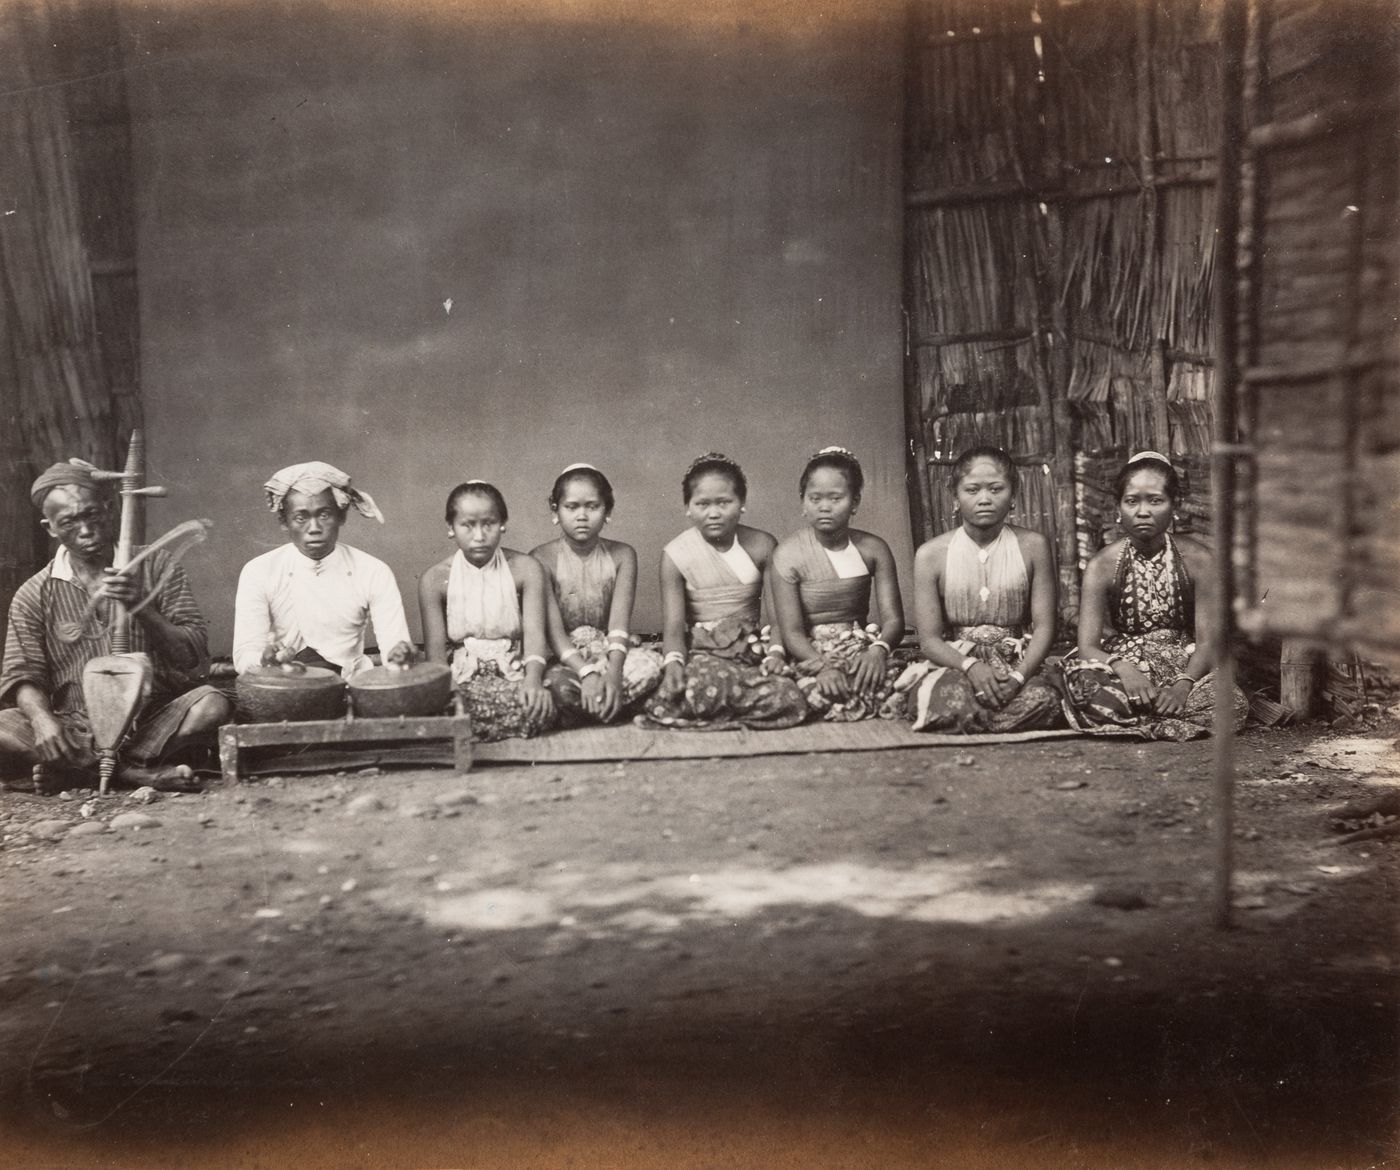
[871,639,891,655]
[522,654,548,669]
[562,650,584,668]
[1008,669,1025,685]
[577,662,602,680]
[606,641,629,656]
[1169,673,1194,688]
[765,645,786,657]
[959,656,978,674]
[663,650,685,667]
[607,629,630,641]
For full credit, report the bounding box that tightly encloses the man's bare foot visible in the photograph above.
[116,763,202,793]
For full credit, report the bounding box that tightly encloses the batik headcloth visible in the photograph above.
[30,459,100,508]
[264,461,385,523]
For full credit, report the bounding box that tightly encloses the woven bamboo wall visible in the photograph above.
[1234,0,1400,650]
[904,0,1223,625]
[0,0,143,636]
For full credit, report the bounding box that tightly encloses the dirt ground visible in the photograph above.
[0,722,1395,1170]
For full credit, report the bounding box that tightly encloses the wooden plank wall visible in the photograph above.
[1234,0,1400,650]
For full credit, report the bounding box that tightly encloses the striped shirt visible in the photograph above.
[0,547,210,717]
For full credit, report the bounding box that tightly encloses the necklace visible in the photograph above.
[966,527,1005,605]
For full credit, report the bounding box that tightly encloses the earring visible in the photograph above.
[551,516,558,526]
[604,517,611,525]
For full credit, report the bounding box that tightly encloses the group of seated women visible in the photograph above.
[415,445,1247,743]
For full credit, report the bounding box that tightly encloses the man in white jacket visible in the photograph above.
[233,462,412,679]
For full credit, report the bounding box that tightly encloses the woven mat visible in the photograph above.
[471,720,1080,764]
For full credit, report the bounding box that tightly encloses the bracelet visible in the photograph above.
[1104,653,1126,667]
[607,629,630,641]
[606,641,629,656]
[522,654,548,668]
[562,650,585,667]
[870,639,891,655]
[765,645,786,657]
[662,651,686,667]
[1168,673,1195,688]
[959,656,978,673]
[577,662,602,680]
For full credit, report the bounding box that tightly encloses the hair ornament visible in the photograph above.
[687,451,738,475]
[812,445,859,463]
[560,462,599,474]
[1127,450,1172,466]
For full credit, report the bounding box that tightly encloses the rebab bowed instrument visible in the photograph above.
[61,431,212,793]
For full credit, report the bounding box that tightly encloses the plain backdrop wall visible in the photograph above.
[122,0,909,653]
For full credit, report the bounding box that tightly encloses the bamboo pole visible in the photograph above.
[1136,0,1172,456]
[1211,0,1249,932]
[900,1,935,544]
[1032,1,1083,621]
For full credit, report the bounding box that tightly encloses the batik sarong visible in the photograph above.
[639,615,807,731]
[894,625,1062,733]
[795,623,906,722]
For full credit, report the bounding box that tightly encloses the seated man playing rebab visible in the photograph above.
[0,462,230,791]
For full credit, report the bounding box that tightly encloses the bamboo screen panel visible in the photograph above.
[904,0,1224,625]
[1234,0,1400,650]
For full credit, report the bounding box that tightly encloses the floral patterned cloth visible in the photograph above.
[1052,629,1246,742]
[456,658,555,742]
[545,624,663,724]
[638,616,807,731]
[795,623,906,722]
[893,623,1063,734]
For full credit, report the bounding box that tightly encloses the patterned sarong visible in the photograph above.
[639,616,807,731]
[894,624,1063,733]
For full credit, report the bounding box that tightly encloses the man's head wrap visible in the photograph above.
[264,462,385,523]
[30,459,101,509]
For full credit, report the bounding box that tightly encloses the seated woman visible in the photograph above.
[1057,451,1247,741]
[896,446,1063,733]
[770,446,906,721]
[641,453,807,731]
[530,463,662,723]
[419,481,556,741]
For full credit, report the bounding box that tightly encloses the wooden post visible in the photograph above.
[1279,638,1322,718]
[1211,0,1249,931]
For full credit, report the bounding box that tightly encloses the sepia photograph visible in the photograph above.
[0,0,1396,1165]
